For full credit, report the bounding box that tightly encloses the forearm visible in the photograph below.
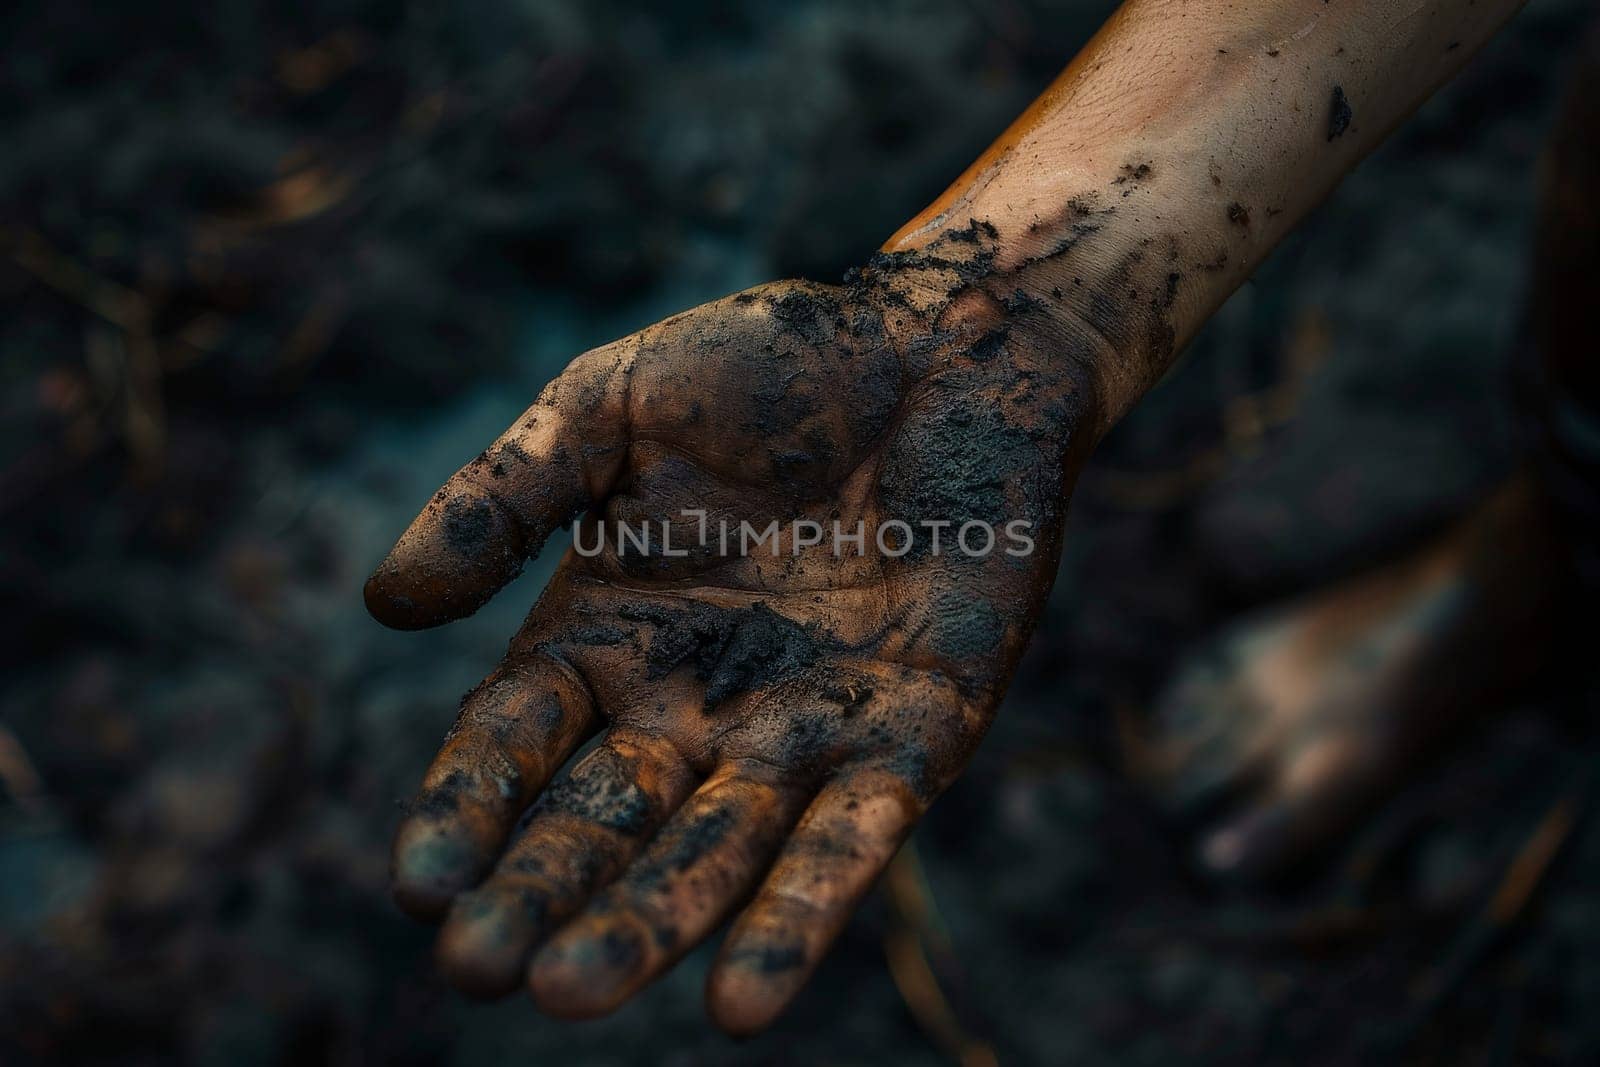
[882,0,1526,432]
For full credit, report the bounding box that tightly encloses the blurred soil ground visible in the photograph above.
[1,1,1597,1063]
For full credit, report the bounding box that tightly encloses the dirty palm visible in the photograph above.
[366,257,1085,1033]
[365,0,1523,1036]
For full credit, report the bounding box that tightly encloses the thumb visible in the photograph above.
[365,344,631,629]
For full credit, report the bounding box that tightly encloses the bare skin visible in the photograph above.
[1129,479,1566,882]
[370,265,1098,1033]
[1133,23,1600,884]
[368,0,1527,1035]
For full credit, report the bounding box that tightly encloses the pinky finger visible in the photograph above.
[705,766,923,1036]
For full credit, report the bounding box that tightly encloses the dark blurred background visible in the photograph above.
[2,1,1597,1063]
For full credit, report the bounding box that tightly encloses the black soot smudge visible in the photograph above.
[618,601,825,709]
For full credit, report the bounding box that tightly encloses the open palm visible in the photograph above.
[366,265,1091,1034]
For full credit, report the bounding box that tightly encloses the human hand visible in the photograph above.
[366,241,1099,1034]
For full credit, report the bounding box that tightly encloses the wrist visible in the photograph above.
[859,214,1161,444]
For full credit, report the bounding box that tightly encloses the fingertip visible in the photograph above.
[392,879,455,923]
[705,964,791,1038]
[1197,823,1248,877]
[1195,804,1294,885]
[364,482,528,630]
[391,822,486,921]
[436,889,541,1000]
[527,918,644,1020]
[363,565,432,630]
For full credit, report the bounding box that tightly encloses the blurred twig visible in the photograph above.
[275,289,350,384]
[5,226,150,333]
[0,726,48,816]
[1416,787,1583,1001]
[1391,778,1588,1053]
[883,843,999,1067]
[208,162,357,232]
[1088,309,1333,511]
[274,29,370,95]
[5,227,168,477]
